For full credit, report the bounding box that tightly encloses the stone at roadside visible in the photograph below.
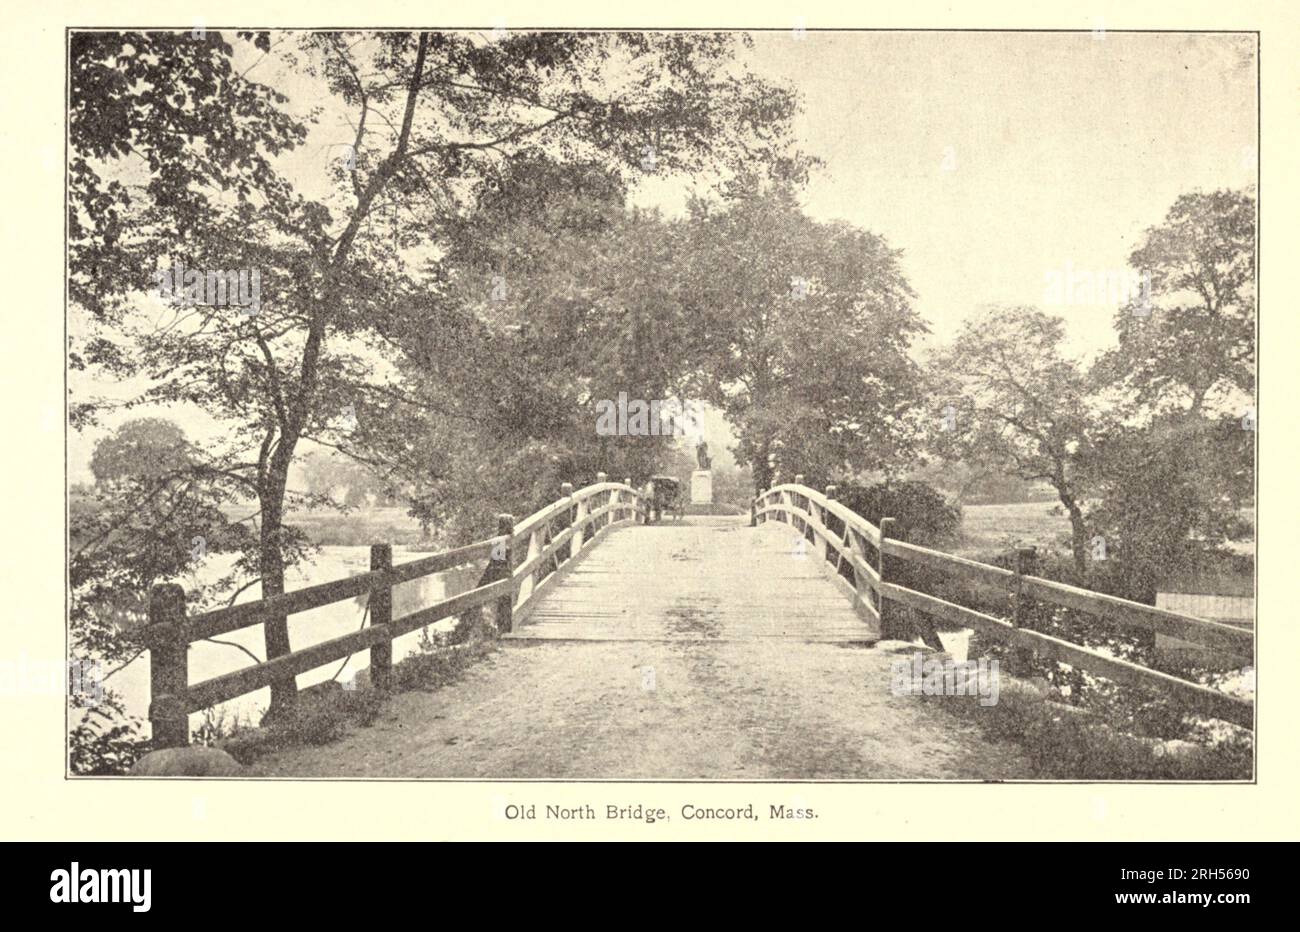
[129,746,243,777]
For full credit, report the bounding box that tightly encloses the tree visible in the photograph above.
[70,30,808,709]
[1082,414,1253,602]
[299,450,398,508]
[679,186,926,493]
[372,160,707,540]
[1097,189,1255,418]
[1082,189,1256,600]
[89,417,191,484]
[71,421,265,770]
[933,306,1098,576]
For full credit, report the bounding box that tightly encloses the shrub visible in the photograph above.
[835,479,960,548]
[922,673,1252,779]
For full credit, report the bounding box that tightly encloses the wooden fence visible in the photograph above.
[144,477,645,747]
[753,481,1254,729]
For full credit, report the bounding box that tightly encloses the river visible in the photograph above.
[105,545,480,737]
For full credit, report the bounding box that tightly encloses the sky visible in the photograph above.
[634,30,1257,357]
[68,30,1257,482]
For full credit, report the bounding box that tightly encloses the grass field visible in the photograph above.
[957,501,1072,557]
[287,507,434,548]
[283,501,1074,554]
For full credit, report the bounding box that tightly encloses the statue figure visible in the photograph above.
[696,440,711,471]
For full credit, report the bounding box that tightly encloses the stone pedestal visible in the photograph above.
[690,469,713,505]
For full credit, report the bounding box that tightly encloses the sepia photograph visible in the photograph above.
[64,25,1257,784]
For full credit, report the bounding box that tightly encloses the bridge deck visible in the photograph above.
[249,515,1034,779]
[506,516,874,642]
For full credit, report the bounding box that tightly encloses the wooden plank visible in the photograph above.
[386,538,501,585]
[512,521,627,624]
[389,577,514,639]
[186,624,388,712]
[880,537,1250,660]
[882,538,1016,589]
[819,498,881,547]
[512,501,626,581]
[186,537,502,641]
[879,582,1253,728]
[511,481,641,544]
[1021,575,1253,658]
[512,517,878,643]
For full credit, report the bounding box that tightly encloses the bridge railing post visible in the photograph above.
[877,517,897,640]
[817,484,838,565]
[564,482,587,558]
[494,514,515,633]
[147,583,189,749]
[369,543,394,692]
[793,475,808,536]
[517,497,545,605]
[623,477,632,522]
[1011,546,1038,674]
[595,472,608,531]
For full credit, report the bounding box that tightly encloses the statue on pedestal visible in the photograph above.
[692,440,713,505]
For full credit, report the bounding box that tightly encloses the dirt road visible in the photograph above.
[248,636,1030,779]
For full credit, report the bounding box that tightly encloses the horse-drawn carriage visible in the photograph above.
[644,474,684,523]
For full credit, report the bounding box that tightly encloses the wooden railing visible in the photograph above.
[753,480,1254,729]
[144,476,645,747]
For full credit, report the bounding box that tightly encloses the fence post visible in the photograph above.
[493,514,515,633]
[147,583,189,749]
[623,477,632,522]
[595,472,608,529]
[794,473,804,487]
[815,484,841,564]
[878,517,897,640]
[751,494,758,527]
[1012,546,1038,674]
[368,544,393,692]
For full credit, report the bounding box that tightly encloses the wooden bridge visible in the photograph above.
[142,476,1254,771]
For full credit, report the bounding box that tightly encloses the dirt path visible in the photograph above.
[248,637,1031,779]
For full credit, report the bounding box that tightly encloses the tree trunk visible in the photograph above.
[752,438,773,495]
[1057,487,1089,578]
[259,442,298,711]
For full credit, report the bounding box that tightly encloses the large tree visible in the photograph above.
[679,186,926,493]
[70,30,807,709]
[368,157,710,539]
[1082,413,1253,602]
[1097,188,1255,418]
[932,306,1100,575]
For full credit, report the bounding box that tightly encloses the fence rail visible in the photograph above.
[144,477,645,747]
[753,481,1254,730]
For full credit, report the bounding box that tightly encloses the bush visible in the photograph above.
[69,693,148,776]
[923,679,1252,780]
[835,479,960,548]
